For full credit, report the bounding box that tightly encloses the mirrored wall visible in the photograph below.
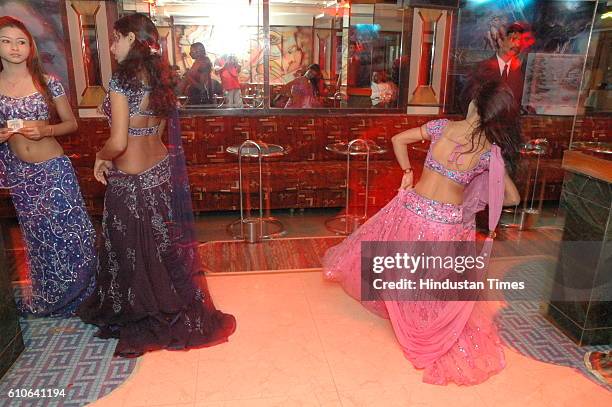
[118,0,411,111]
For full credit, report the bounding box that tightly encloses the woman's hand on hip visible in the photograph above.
[399,171,414,190]
[94,156,113,185]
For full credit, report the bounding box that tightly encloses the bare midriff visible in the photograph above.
[414,169,466,205]
[113,116,168,175]
[8,120,64,163]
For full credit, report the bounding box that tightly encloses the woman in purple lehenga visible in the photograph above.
[0,17,95,317]
[323,81,522,385]
[76,14,235,357]
[284,64,324,108]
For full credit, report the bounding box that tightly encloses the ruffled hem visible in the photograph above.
[323,190,505,386]
[420,305,505,386]
[78,298,236,357]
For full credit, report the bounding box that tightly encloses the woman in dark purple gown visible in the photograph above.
[77,14,235,357]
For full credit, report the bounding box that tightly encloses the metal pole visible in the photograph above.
[346,139,370,224]
[345,140,353,234]
[363,141,371,219]
[530,153,541,211]
[238,140,263,239]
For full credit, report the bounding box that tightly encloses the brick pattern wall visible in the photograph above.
[1,113,608,217]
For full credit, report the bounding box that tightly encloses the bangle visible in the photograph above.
[403,167,413,173]
[48,126,54,137]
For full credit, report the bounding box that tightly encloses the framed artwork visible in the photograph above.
[532,1,596,55]
[522,53,584,115]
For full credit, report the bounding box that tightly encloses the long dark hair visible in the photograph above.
[306,63,322,97]
[0,16,55,116]
[467,80,521,174]
[113,14,175,116]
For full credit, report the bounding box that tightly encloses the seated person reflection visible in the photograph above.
[179,42,216,105]
[284,64,325,108]
[371,71,397,108]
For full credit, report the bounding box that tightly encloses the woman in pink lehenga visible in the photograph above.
[323,81,522,385]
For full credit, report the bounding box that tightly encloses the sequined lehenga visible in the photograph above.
[323,119,507,385]
[77,157,235,356]
[77,98,236,355]
[0,143,96,316]
[0,76,96,317]
[323,189,505,385]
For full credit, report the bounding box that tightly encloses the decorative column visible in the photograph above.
[70,1,106,107]
[407,7,451,114]
[546,150,612,345]
[410,10,441,104]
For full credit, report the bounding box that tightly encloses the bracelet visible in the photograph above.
[403,168,413,173]
[48,126,55,137]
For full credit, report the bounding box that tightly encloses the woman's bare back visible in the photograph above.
[415,120,491,205]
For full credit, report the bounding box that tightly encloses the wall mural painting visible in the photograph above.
[450,0,596,114]
[174,25,317,85]
[0,0,71,99]
[453,0,534,80]
[531,1,595,55]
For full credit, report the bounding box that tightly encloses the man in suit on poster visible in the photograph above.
[465,22,534,113]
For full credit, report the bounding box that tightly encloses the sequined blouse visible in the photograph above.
[424,119,490,186]
[102,75,159,137]
[0,76,65,125]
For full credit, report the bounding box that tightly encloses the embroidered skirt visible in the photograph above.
[0,143,96,317]
[77,156,235,356]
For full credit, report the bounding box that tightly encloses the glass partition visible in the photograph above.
[118,0,409,111]
[116,0,608,117]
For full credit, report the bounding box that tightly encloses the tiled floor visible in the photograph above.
[4,205,610,406]
[86,272,611,407]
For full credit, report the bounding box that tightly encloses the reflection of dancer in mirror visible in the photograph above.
[0,16,96,317]
[324,81,521,385]
[77,14,236,358]
[285,64,325,108]
[370,71,397,108]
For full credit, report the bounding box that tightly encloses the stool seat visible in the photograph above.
[325,141,387,156]
[226,143,287,157]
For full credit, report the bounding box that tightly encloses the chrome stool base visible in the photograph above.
[500,208,541,231]
[227,217,286,243]
[324,139,386,235]
[325,214,366,235]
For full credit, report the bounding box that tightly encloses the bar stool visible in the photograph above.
[226,140,288,243]
[214,94,225,108]
[501,138,548,230]
[325,139,387,235]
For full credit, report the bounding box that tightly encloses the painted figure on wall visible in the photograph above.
[251,26,313,84]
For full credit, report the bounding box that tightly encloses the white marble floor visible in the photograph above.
[89,272,611,407]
